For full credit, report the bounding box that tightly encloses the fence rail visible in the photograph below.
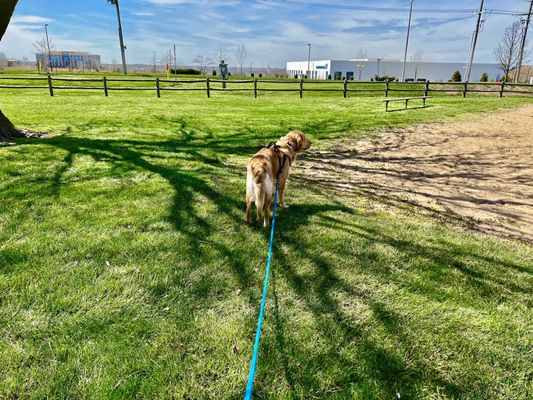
[1,74,532,98]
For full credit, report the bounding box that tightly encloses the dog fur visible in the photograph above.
[246,130,311,227]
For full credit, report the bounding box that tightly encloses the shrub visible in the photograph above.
[170,68,201,75]
[451,70,462,82]
[374,74,396,82]
[480,72,488,82]
[212,70,217,76]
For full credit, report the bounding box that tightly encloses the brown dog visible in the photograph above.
[246,130,311,227]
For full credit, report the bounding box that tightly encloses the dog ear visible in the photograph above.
[287,138,297,149]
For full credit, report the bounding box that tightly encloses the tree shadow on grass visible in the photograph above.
[259,201,530,399]
[7,127,531,398]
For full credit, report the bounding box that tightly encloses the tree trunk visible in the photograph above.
[0,108,22,141]
[0,0,22,141]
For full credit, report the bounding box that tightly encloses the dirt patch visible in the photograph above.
[298,105,533,242]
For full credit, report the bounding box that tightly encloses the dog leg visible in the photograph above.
[246,172,254,224]
[278,172,289,208]
[246,195,253,224]
[264,192,272,227]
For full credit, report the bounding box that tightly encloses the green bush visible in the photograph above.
[451,70,462,82]
[480,72,488,82]
[170,68,201,75]
[373,74,396,82]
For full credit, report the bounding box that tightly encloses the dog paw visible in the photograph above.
[279,203,289,208]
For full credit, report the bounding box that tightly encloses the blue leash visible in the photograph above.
[244,181,279,400]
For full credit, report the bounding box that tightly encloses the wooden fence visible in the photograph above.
[1,75,532,98]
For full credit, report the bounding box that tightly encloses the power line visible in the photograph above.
[258,0,523,15]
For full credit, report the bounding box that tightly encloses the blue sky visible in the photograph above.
[1,0,530,66]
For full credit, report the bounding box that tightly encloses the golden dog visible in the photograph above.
[246,130,311,227]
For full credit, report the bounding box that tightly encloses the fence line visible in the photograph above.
[0,74,532,98]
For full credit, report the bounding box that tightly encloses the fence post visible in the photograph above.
[299,78,303,98]
[463,82,467,98]
[47,73,54,97]
[206,78,211,98]
[103,76,108,97]
[156,77,161,98]
[385,80,389,97]
[343,77,347,98]
[254,78,258,98]
[500,81,505,97]
[424,81,429,96]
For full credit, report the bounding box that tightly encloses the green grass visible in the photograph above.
[1,87,532,399]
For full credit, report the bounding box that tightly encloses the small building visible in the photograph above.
[286,59,503,82]
[35,51,101,69]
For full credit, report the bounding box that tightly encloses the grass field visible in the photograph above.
[1,88,532,399]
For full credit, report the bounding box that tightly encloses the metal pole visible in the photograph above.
[109,0,127,74]
[307,43,311,78]
[44,24,53,73]
[401,0,414,82]
[465,0,484,82]
[516,0,533,83]
[173,43,177,79]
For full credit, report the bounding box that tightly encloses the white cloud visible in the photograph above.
[131,11,155,16]
[11,15,52,24]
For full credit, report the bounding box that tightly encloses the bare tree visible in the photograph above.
[214,46,229,63]
[410,50,424,80]
[235,44,247,76]
[0,51,7,69]
[193,54,207,73]
[33,37,55,71]
[32,38,48,54]
[356,47,367,60]
[160,49,173,69]
[149,52,158,73]
[494,21,524,81]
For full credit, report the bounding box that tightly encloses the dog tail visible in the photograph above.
[248,165,272,213]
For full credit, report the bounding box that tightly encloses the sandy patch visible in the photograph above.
[298,105,533,242]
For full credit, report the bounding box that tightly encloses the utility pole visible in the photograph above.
[401,0,414,82]
[108,0,127,75]
[515,0,533,83]
[173,43,177,78]
[465,0,484,82]
[44,24,53,73]
[307,43,311,78]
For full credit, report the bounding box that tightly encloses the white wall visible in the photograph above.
[287,59,503,81]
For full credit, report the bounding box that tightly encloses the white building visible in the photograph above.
[286,59,503,82]
[35,51,101,69]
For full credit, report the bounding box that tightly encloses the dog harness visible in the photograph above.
[266,142,290,179]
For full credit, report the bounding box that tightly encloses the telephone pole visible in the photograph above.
[465,0,484,82]
[108,0,127,75]
[401,0,414,82]
[515,0,533,83]
[44,24,53,73]
[173,43,177,77]
[307,43,311,78]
